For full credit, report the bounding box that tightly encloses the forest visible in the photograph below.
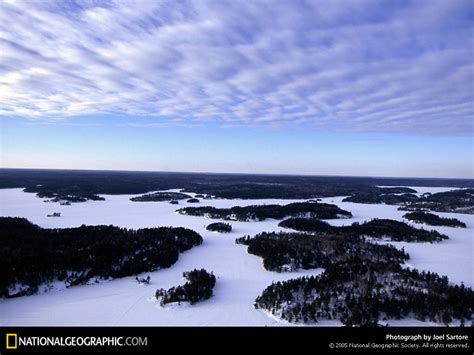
[255,266,474,326]
[235,231,409,272]
[40,192,105,203]
[238,231,474,325]
[206,222,232,233]
[344,189,474,215]
[155,269,216,306]
[178,201,352,221]
[278,218,448,242]
[343,192,418,205]
[399,189,474,214]
[403,212,466,228]
[1,168,472,201]
[0,217,203,298]
[377,187,417,194]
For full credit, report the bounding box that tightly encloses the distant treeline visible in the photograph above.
[1,168,472,201]
[42,193,105,203]
[178,202,352,221]
[130,191,191,202]
[278,218,448,242]
[398,189,474,214]
[343,192,418,205]
[345,189,474,214]
[0,217,202,298]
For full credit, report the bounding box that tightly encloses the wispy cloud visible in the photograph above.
[0,0,472,133]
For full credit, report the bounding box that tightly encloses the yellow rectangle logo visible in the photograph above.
[6,333,17,349]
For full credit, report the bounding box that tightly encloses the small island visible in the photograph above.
[38,192,105,204]
[206,222,232,233]
[130,191,191,202]
[186,198,200,203]
[403,211,466,228]
[155,269,216,306]
[178,201,352,221]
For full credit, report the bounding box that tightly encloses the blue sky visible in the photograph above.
[0,0,473,178]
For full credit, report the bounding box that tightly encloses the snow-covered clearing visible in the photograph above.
[0,187,471,326]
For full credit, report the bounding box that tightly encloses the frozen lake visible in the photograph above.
[0,187,472,326]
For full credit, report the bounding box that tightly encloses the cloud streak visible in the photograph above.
[0,0,472,133]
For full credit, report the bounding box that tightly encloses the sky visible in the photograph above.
[0,0,473,178]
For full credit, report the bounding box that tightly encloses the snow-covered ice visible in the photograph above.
[0,188,322,326]
[0,187,472,326]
